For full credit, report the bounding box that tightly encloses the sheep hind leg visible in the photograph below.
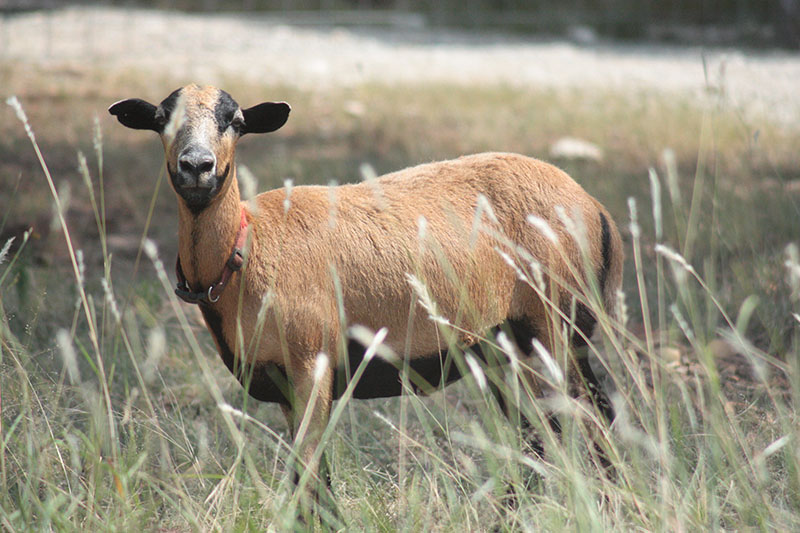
[489,315,614,462]
[486,364,560,460]
[477,343,554,516]
[566,346,616,475]
[567,302,616,474]
[489,319,563,457]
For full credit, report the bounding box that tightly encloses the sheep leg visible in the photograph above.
[483,322,562,456]
[488,363,560,458]
[525,312,615,472]
[568,350,614,424]
[567,296,616,472]
[280,404,334,492]
[280,365,341,525]
[480,345,554,509]
[566,347,615,473]
[491,317,614,466]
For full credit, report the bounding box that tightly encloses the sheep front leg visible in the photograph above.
[281,359,338,523]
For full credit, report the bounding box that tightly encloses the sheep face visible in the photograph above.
[159,85,243,212]
[108,84,290,213]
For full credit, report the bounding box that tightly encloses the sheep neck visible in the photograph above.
[176,174,243,292]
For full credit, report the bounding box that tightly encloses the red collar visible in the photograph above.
[175,208,249,306]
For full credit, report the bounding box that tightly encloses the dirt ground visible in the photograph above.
[2,6,800,128]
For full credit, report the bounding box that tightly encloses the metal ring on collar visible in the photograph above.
[207,286,220,303]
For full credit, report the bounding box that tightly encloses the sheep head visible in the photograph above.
[109,84,290,213]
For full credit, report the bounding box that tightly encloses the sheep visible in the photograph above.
[109,84,623,512]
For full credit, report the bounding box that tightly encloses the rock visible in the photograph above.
[707,338,737,360]
[658,346,683,365]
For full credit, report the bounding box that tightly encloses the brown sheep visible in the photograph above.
[109,84,623,513]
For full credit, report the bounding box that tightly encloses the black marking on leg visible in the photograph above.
[243,362,292,405]
[547,413,562,434]
[488,319,566,464]
[199,307,292,405]
[599,211,612,295]
[575,356,614,424]
[572,302,597,348]
[199,307,234,370]
[504,318,538,352]
[487,378,508,417]
[565,212,611,347]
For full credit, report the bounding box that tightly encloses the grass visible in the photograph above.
[1,65,799,531]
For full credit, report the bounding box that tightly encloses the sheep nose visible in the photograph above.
[178,149,216,179]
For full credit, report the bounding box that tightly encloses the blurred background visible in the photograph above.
[2,0,800,48]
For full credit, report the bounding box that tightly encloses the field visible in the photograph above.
[2,8,800,532]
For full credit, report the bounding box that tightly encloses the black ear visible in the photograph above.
[108,98,160,132]
[241,102,291,135]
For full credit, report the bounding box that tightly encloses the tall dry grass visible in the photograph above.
[1,83,799,531]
